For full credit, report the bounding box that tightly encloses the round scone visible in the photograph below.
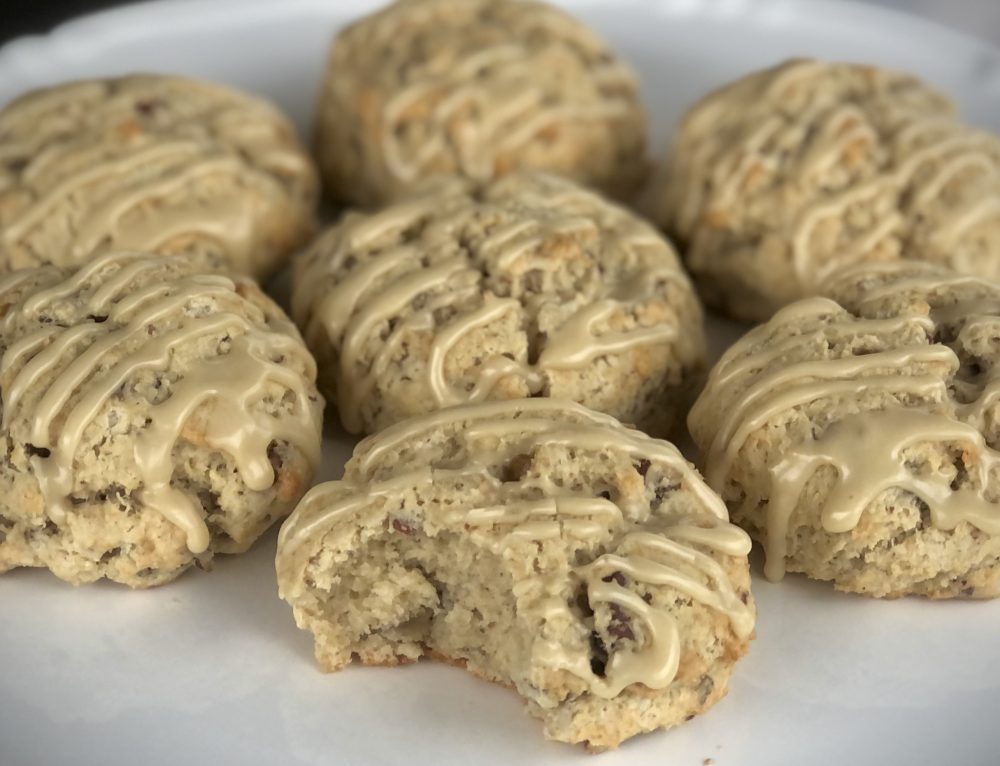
[0,252,324,587]
[276,398,755,751]
[315,0,647,207]
[0,75,318,279]
[689,261,1000,598]
[652,58,1000,321]
[292,171,705,436]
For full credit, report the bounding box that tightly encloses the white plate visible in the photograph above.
[2,2,1000,765]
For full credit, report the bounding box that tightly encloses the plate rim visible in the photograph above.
[1,0,999,95]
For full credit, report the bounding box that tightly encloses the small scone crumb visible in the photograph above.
[277,398,755,750]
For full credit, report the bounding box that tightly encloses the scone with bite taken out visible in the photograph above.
[0,75,318,279]
[0,251,324,587]
[689,261,1000,598]
[276,398,754,751]
[653,58,1000,321]
[315,0,647,206]
[292,171,705,437]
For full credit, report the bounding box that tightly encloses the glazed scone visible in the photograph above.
[652,58,1000,321]
[0,252,324,587]
[0,75,318,279]
[292,172,705,436]
[277,399,755,750]
[315,0,647,207]
[689,261,1000,598]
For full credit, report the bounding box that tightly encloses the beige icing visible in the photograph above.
[765,409,1000,580]
[695,279,1000,580]
[367,2,637,183]
[0,264,55,300]
[696,297,935,395]
[0,77,313,272]
[450,496,625,544]
[352,398,729,521]
[278,399,751,698]
[3,143,263,268]
[833,263,1000,308]
[294,185,688,434]
[426,298,543,407]
[1,252,321,553]
[573,529,754,696]
[832,266,1000,425]
[702,345,956,489]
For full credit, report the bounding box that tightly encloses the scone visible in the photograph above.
[315,0,647,207]
[689,261,1000,598]
[0,75,318,279]
[0,251,324,587]
[276,398,755,750]
[292,171,705,436]
[652,58,1000,321]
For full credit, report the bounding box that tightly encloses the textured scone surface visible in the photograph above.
[292,172,705,436]
[277,399,754,750]
[689,261,1000,598]
[0,252,324,587]
[0,75,318,279]
[653,58,1000,321]
[315,0,647,207]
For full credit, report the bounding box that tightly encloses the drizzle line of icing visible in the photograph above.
[352,398,728,521]
[358,1,637,183]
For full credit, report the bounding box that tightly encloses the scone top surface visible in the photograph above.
[0,251,324,586]
[0,75,318,279]
[277,398,754,749]
[316,0,647,206]
[292,171,705,435]
[654,58,1000,321]
[689,261,1000,598]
